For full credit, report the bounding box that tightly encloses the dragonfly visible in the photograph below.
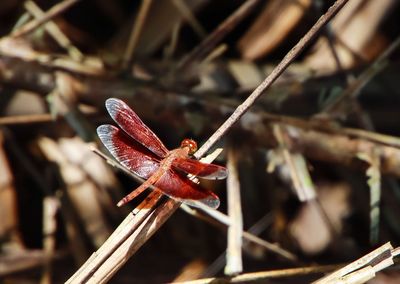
[97,98,227,209]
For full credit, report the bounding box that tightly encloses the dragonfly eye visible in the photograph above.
[180,139,197,154]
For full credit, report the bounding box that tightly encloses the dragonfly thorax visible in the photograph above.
[180,138,197,155]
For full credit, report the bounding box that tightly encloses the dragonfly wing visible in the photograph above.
[172,158,227,180]
[155,169,220,209]
[97,124,160,179]
[105,98,169,158]
[97,124,220,209]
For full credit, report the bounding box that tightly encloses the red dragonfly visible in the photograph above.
[97,98,227,209]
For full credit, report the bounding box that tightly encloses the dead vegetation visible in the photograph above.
[1,0,400,283]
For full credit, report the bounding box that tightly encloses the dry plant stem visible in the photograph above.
[367,149,381,244]
[122,0,153,68]
[172,0,207,38]
[325,28,347,77]
[266,123,400,177]
[201,213,273,277]
[309,2,351,82]
[202,43,228,64]
[321,35,400,116]
[24,1,83,61]
[66,190,166,283]
[224,147,243,275]
[164,22,181,59]
[273,124,337,236]
[89,199,180,283]
[174,264,341,284]
[273,124,337,239]
[0,108,97,126]
[242,231,297,261]
[257,112,400,150]
[195,0,350,159]
[11,0,82,38]
[40,197,58,284]
[0,113,55,125]
[323,26,359,101]
[181,204,297,261]
[313,242,393,283]
[273,124,312,200]
[175,0,261,72]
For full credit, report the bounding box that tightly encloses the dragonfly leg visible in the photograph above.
[117,170,163,207]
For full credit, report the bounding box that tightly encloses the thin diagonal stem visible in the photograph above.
[122,0,153,68]
[11,0,82,38]
[175,0,260,72]
[194,0,350,159]
[321,35,400,115]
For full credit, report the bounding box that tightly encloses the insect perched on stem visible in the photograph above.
[97,98,227,209]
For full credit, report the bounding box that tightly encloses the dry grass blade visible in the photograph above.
[0,113,55,125]
[172,0,207,39]
[175,0,261,72]
[24,0,83,61]
[86,197,179,283]
[271,124,337,238]
[313,242,395,283]
[272,124,316,201]
[173,264,341,284]
[66,190,168,283]
[357,149,382,244]
[224,147,243,276]
[11,0,82,38]
[122,0,153,67]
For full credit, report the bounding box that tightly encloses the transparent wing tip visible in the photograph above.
[181,195,220,209]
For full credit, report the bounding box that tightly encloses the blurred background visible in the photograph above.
[1,0,400,283]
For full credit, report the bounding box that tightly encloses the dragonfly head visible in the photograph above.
[180,138,197,155]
